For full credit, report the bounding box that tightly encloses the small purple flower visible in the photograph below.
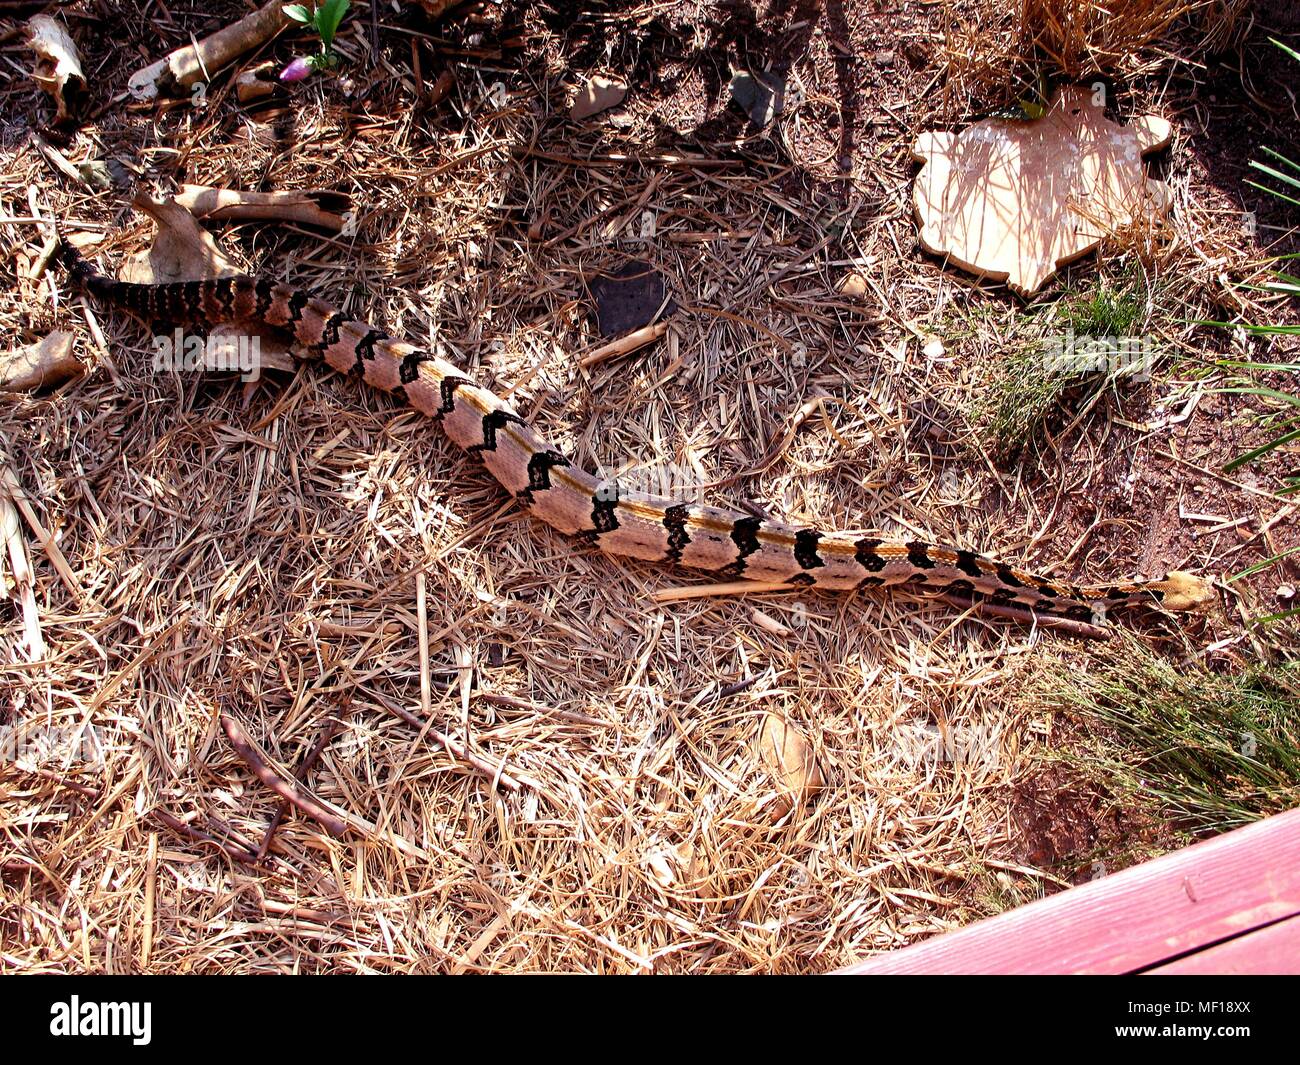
[280,56,312,83]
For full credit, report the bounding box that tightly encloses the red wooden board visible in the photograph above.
[835,807,1300,974]
[1148,914,1300,975]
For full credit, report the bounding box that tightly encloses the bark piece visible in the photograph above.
[0,331,81,393]
[127,1,289,101]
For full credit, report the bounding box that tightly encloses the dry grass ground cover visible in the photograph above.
[0,1,1296,972]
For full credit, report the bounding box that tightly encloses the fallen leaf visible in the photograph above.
[122,192,242,284]
[756,712,823,815]
[838,272,868,297]
[571,74,627,120]
[235,60,279,102]
[27,14,85,125]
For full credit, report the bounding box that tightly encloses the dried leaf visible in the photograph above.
[27,14,86,125]
[756,713,823,814]
[571,74,628,120]
[838,272,869,297]
[729,70,786,128]
[122,193,242,284]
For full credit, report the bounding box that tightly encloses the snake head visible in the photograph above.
[1159,571,1216,612]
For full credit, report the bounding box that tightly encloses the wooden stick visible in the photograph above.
[579,321,668,368]
[173,184,347,232]
[219,710,429,860]
[127,1,289,100]
[140,832,157,970]
[255,716,342,860]
[153,808,260,864]
[933,590,1111,640]
[219,712,349,837]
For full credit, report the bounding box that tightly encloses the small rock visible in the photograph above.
[923,336,946,359]
[571,74,627,120]
[1277,583,1296,602]
[589,260,677,338]
[729,69,785,128]
[873,50,895,67]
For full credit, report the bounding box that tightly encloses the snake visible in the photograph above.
[57,232,1214,626]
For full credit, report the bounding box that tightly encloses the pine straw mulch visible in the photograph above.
[1,1,1297,973]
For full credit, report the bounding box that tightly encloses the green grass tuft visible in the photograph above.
[1041,637,1300,834]
[972,271,1155,458]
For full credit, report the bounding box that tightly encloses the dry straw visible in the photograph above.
[0,1,1291,973]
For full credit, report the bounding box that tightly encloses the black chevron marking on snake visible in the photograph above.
[517,450,570,504]
[857,575,886,588]
[946,579,976,600]
[794,529,825,569]
[789,572,816,586]
[955,550,985,579]
[906,541,936,570]
[996,564,1024,588]
[988,589,1019,606]
[254,278,276,319]
[180,280,203,318]
[218,279,241,319]
[390,385,407,405]
[285,288,310,329]
[589,492,621,536]
[662,503,692,564]
[399,348,432,385]
[727,517,764,574]
[312,311,349,362]
[437,375,472,420]
[854,537,887,573]
[468,409,524,455]
[352,329,388,378]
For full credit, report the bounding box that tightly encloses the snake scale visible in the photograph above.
[59,235,1213,625]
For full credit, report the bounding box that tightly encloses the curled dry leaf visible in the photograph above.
[27,14,86,125]
[756,712,823,815]
[416,0,463,18]
[838,272,869,297]
[122,193,242,284]
[571,74,628,121]
[235,60,280,103]
[0,331,81,394]
[175,184,348,232]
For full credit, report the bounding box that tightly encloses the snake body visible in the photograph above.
[61,241,1213,624]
